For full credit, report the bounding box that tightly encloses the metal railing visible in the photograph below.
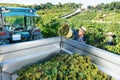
[0,37,120,80]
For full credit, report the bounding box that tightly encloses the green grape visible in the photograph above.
[17,53,115,80]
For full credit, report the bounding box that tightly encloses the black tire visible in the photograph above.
[32,34,42,40]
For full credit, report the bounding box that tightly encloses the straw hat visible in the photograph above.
[79,27,86,33]
[107,32,114,36]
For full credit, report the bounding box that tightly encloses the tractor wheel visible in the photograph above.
[32,34,42,40]
[0,39,9,45]
[32,35,40,40]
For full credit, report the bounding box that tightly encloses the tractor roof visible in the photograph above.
[0,7,39,17]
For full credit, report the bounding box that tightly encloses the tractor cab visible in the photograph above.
[0,7,42,45]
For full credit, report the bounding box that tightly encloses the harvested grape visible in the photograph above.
[16,53,114,80]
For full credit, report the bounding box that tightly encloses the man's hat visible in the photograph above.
[107,32,114,36]
[79,27,86,33]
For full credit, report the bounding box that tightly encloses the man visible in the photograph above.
[106,32,116,45]
[77,27,86,43]
[58,23,86,43]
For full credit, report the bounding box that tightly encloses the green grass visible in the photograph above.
[36,8,120,54]
[93,10,120,22]
[37,8,74,24]
[67,11,98,28]
[66,11,120,54]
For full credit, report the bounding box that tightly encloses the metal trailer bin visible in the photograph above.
[0,37,120,80]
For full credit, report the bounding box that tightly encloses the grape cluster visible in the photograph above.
[17,53,114,80]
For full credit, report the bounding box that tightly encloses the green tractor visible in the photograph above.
[0,6,42,45]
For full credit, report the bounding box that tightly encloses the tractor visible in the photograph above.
[0,6,42,45]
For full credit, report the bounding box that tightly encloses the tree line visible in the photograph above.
[88,2,120,11]
[0,1,120,10]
